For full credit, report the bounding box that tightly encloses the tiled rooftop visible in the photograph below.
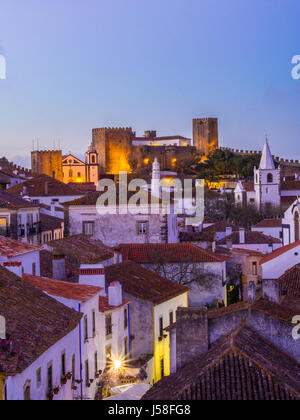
[260,240,300,265]
[253,218,282,228]
[0,266,82,374]
[0,190,39,210]
[119,243,227,264]
[179,231,216,243]
[46,234,114,264]
[7,174,83,197]
[23,274,102,302]
[203,221,240,233]
[105,261,189,305]
[98,296,131,313]
[40,213,63,232]
[142,327,300,400]
[0,237,41,258]
[217,230,281,245]
[278,264,300,298]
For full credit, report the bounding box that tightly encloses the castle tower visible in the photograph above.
[254,139,281,210]
[92,127,134,175]
[31,150,63,181]
[151,158,161,198]
[193,118,219,156]
[85,143,99,185]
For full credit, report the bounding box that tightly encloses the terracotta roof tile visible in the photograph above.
[40,213,63,232]
[218,230,281,246]
[203,221,240,233]
[7,174,83,197]
[0,266,82,374]
[119,243,227,264]
[99,296,131,313]
[281,180,300,191]
[0,191,39,210]
[46,234,114,264]
[278,264,300,298]
[105,261,189,305]
[179,231,216,243]
[23,274,102,302]
[253,218,282,228]
[142,327,300,400]
[0,237,41,258]
[260,240,300,265]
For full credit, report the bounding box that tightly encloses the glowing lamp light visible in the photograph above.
[113,359,122,370]
[144,158,150,165]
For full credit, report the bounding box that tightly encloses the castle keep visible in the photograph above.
[92,118,218,175]
[31,150,63,181]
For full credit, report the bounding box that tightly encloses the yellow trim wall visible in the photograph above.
[152,292,188,383]
[0,374,5,400]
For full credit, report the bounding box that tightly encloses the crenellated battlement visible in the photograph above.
[219,146,300,166]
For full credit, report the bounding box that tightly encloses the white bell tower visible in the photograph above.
[151,158,161,198]
[254,139,281,210]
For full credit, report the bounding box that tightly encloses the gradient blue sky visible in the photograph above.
[0,0,299,166]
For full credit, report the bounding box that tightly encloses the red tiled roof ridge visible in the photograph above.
[119,243,227,263]
[260,240,300,265]
[23,274,102,302]
[99,296,131,313]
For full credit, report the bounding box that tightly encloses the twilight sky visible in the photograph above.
[0,0,299,166]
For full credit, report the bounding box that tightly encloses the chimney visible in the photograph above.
[50,201,56,217]
[262,279,280,303]
[52,250,66,281]
[239,228,245,244]
[108,281,122,307]
[225,226,232,237]
[176,307,208,371]
[3,261,22,278]
[211,240,216,253]
[248,281,256,303]
[113,246,121,265]
[79,263,105,294]
[226,238,233,250]
[44,181,48,196]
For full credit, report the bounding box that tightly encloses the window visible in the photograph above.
[61,351,66,377]
[36,368,41,387]
[91,155,96,164]
[72,355,76,384]
[267,173,273,183]
[94,352,98,376]
[47,364,53,392]
[124,337,129,357]
[252,262,258,276]
[77,172,81,178]
[295,212,300,242]
[92,310,96,337]
[159,316,164,338]
[85,360,89,386]
[69,170,73,178]
[84,315,88,341]
[169,311,174,326]
[124,307,128,329]
[32,263,36,276]
[83,221,95,236]
[24,384,31,401]
[0,217,7,234]
[137,221,148,235]
[105,314,112,337]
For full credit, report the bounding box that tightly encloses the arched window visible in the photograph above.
[267,173,273,183]
[69,170,73,178]
[24,383,31,400]
[91,155,96,164]
[256,174,258,184]
[295,211,300,242]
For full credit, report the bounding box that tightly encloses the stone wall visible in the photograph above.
[31,150,63,181]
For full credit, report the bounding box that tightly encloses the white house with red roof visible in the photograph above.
[118,243,228,307]
[251,218,283,242]
[23,263,130,400]
[282,198,300,246]
[260,240,300,279]
[0,237,41,276]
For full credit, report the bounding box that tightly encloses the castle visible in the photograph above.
[30,118,219,181]
[92,118,219,175]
